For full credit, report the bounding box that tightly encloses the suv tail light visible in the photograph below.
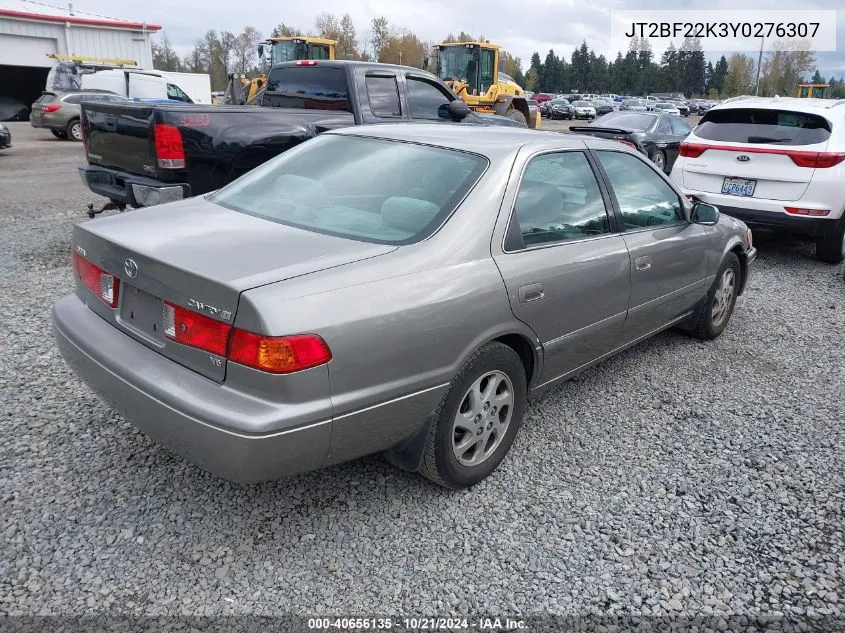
[162,302,332,373]
[153,123,186,169]
[42,104,61,113]
[72,252,120,308]
[679,143,845,168]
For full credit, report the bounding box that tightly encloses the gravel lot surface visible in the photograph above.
[1,122,844,626]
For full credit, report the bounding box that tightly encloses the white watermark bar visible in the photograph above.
[610,10,837,53]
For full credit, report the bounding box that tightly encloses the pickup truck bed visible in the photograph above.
[79,60,524,211]
[81,102,353,208]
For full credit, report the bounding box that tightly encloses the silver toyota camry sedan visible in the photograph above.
[53,124,756,489]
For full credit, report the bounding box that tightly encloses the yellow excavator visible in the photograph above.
[223,36,337,106]
[426,42,539,128]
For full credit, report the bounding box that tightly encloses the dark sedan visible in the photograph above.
[569,110,694,173]
[591,100,616,116]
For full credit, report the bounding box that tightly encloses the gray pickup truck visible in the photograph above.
[78,60,524,216]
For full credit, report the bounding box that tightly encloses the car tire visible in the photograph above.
[506,109,528,126]
[815,221,845,264]
[686,252,742,340]
[51,129,67,139]
[66,118,83,142]
[650,149,667,172]
[418,342,527,489]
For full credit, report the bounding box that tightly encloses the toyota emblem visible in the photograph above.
[124,258,138,278]
[737,155,750,162]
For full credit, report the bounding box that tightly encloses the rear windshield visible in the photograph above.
[263,67,350,112]
[599,112,656,131]
[695,108,832,145]
[36,93,57,104]
[210,135,488,245]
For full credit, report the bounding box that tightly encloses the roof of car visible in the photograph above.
[328,123,627,156]
[714,96,845,112]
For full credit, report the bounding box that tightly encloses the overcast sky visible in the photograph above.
[67,0,845,77]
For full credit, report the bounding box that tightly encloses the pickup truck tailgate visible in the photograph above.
[82,101,155,175]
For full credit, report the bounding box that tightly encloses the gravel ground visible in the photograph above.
[1,122,844,627]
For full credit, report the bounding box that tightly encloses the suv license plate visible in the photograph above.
[722,177,756,197]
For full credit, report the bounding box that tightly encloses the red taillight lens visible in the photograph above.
[788,152,845,168]
[784,207,831,217]
[228,331,332,374]
[72,251,120,308]
[679,142,707,158]
[153,123,186,169]
[160,302,333,373]
[163,302,230,356]
[42,104,61,113]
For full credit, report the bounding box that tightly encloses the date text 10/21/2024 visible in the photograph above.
[307,617,527,630]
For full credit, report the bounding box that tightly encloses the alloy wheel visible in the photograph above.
[451,370,514,467]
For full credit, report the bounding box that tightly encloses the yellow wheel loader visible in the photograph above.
[427,42,540,129]
[223,37,337,106]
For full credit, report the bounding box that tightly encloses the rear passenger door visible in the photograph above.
[593,149,709,344]
[492,149,631,385]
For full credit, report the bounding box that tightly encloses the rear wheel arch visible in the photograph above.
[493,332,538,391]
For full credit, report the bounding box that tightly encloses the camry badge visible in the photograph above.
[124,258,138,278]
[737,155,750,162]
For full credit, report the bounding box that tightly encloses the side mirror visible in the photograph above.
[691,202,720,225]
[445,99,471,121]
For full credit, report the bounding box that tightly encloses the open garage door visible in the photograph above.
[0,35,57,120]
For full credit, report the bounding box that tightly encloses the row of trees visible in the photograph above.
[151,14,841,98]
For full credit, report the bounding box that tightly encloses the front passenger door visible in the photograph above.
[594,149,709,344]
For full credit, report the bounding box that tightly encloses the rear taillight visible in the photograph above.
[161,302,332,373]
[788,152,845,168]
[229,331,332,374]
[163,302,230,356]
[72,251,120,308]
[784,207,831,217]
[42,104,60,113]
[679,142,707,158]
[153,123,186,169]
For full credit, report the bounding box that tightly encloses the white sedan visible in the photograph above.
[654,102,681,116]
[571,100,596,119]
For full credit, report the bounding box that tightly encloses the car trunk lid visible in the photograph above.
[71,197,396,381]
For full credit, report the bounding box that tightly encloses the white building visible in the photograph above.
[0,0,160,116]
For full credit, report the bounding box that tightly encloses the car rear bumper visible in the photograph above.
[79,164,191,207]
[52,295,332,483]
[682,190,843,238]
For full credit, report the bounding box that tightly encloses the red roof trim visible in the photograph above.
[0,8,161,31]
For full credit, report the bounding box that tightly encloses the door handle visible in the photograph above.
[634,256,651,271]
[518,282,544,303]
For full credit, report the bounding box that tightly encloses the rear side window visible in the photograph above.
[365,75,401,117]
[695,108,832,145]
[62,94,82,104]
[264,67,351,112]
